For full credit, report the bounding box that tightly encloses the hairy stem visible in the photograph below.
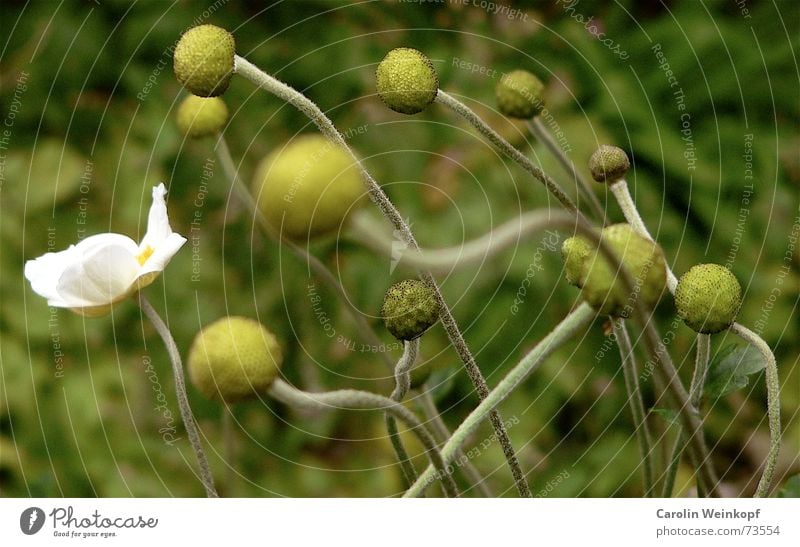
[640,321,720,497]
[385,340,420,487]
[267,378,458,497]
[613,319,655,496]
[609,179,678,292]
[405,303,596,497]
[138,294,218,498]
[662,334,710,497]
[527,117,606,224]
[435,89,580,216]
[731,323,781,497]
[349,208,561,274]
[235,55,529,496]
[418,391,494,497]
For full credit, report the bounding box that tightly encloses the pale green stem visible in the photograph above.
[731,322,781,498]
[385,340,421,487]
[435,89,581,217]
[527,117,606,224]
[267,378,457,497]
[234,55,529,497]
[609,178,678,292]
[405,303,596,497]
[639,319,720,497]
[662,334,710,497]
[613,319,655,496]
[138,294,218,498]
[418,391,494,497]
[349,208,560,274]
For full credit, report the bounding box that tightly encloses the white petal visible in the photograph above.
[24,246,80,304]
[56,235,141,306]
[140,183,174,250]
[138,232,187,277]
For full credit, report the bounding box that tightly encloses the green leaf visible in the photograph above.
[704,344,766,400]
[778,474,800,498]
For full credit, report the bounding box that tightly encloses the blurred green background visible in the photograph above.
[1,0,797,497]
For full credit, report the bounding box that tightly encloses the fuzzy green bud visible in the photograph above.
[381,280,441,341]
[176,95,228,138]
[570,224,667,317]
[173,24,235,97]
[675,264,742,334]
[188,316,282,403]
[495,69,545,119]
[561,236,591,287]
[252,135,365,239]
[589,145,630,183]
[376,48,438,115]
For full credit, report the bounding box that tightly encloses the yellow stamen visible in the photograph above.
[136,245,154,266]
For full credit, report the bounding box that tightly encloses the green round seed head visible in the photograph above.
[176,95,228,138]
[495,69,545,119]
[252,135,365,240]
[589,145,630,183]
[173,24,235,97]
[675,264,742,334]
[188,316,282,403]
[561,235,591,287]
[579,224,667,317]
[381,280,441,341]
[376,48,439,115]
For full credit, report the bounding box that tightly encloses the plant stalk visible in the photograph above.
[138,293,218,498]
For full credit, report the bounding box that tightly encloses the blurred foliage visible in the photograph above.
[0,0,798,498]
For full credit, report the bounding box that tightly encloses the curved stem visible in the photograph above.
[138,294,218,498]
[609,179,678,292]
[267,378,458,497]
[234,55,529,497]
[527,117,606,224]
[662,334,710,497]
[613,319,655,496]
[435,89,581,217]
[731,322,781,497]
[349,208,560,274]
[405,303,596,497]
[417,391,494,497]
[640,320,720,497]
[385,340,420,487]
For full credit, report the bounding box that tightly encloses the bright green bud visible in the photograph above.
[173,24,235,97]
[675,264,742,334]
[376,48,439,115]
[188,316,283,403]
[561,236,591,287]
[252,135,365,240]
[176,95,228,138]
[495,69,545,119]
[381,280,440,341]
[578,224,667,317]
[589,145,630,183]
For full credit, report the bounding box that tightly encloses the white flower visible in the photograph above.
[25,184,187,317]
